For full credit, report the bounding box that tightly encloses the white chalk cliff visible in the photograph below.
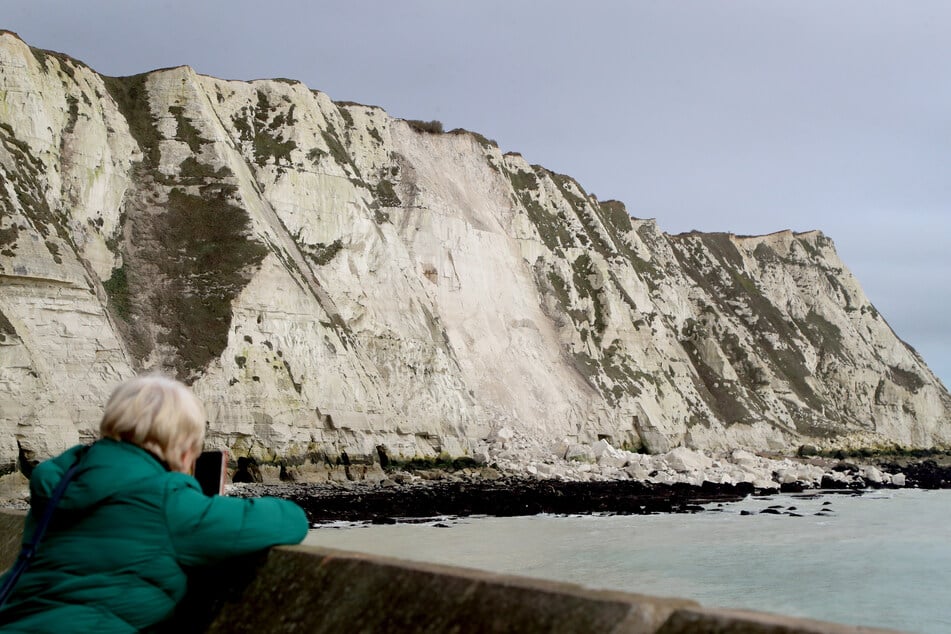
[1,32,949,473]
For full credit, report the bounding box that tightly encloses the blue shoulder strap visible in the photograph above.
[0,448,86,607]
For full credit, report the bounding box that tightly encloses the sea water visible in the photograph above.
[305,488,951,633]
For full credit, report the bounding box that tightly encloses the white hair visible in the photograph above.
[99,374,206,472]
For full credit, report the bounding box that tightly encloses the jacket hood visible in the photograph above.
[30,439,169,512]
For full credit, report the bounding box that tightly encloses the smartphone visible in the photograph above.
[194,450,229,496]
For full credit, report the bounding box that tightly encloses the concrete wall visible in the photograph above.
[0,510,901,633]
[0,510,25,572]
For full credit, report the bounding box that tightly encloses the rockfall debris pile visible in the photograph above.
[227,428,950,523]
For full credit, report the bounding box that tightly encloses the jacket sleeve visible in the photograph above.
[163,474,309,567]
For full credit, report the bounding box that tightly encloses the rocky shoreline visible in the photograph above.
[232,478,754,523]
[4,436,950,521]
[228,452,951,525]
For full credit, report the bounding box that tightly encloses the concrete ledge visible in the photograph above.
[205,546,902,633]
[207,546,695,633]
[0,509,25,572]
[656,606,898,634]
[0,510,903,633]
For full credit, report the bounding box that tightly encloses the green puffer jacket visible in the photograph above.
[0,439,308,632]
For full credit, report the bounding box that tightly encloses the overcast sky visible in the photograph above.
[4,1,949,389]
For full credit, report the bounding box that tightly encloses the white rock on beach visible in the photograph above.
[752,477,781,490]
[624,464,651,480]
[774,469,798,485]
[862,465,885,484]
[592,440,630,469]
[565,444,596,463]
[551,439,571,460]
[489,427,516,444]
[479,433,916,494]
[664,447,713,473]
[730,449,762,469]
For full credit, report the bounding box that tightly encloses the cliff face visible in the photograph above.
[1,32,949,471]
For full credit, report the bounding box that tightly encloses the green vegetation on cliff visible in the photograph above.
[102,266,131,319]
[102,74,269,380]
[231,91,298,167]
[158,187,268,379]
[671,233,828,416]
[0,123,74,263]
[102,73,161,166]
[507,166,574,253]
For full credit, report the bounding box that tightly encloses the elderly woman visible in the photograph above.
[0,375,308,632]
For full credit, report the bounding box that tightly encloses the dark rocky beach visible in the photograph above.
[874,457,951,488]
[235,478,755,524]
[229,457,951,525]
